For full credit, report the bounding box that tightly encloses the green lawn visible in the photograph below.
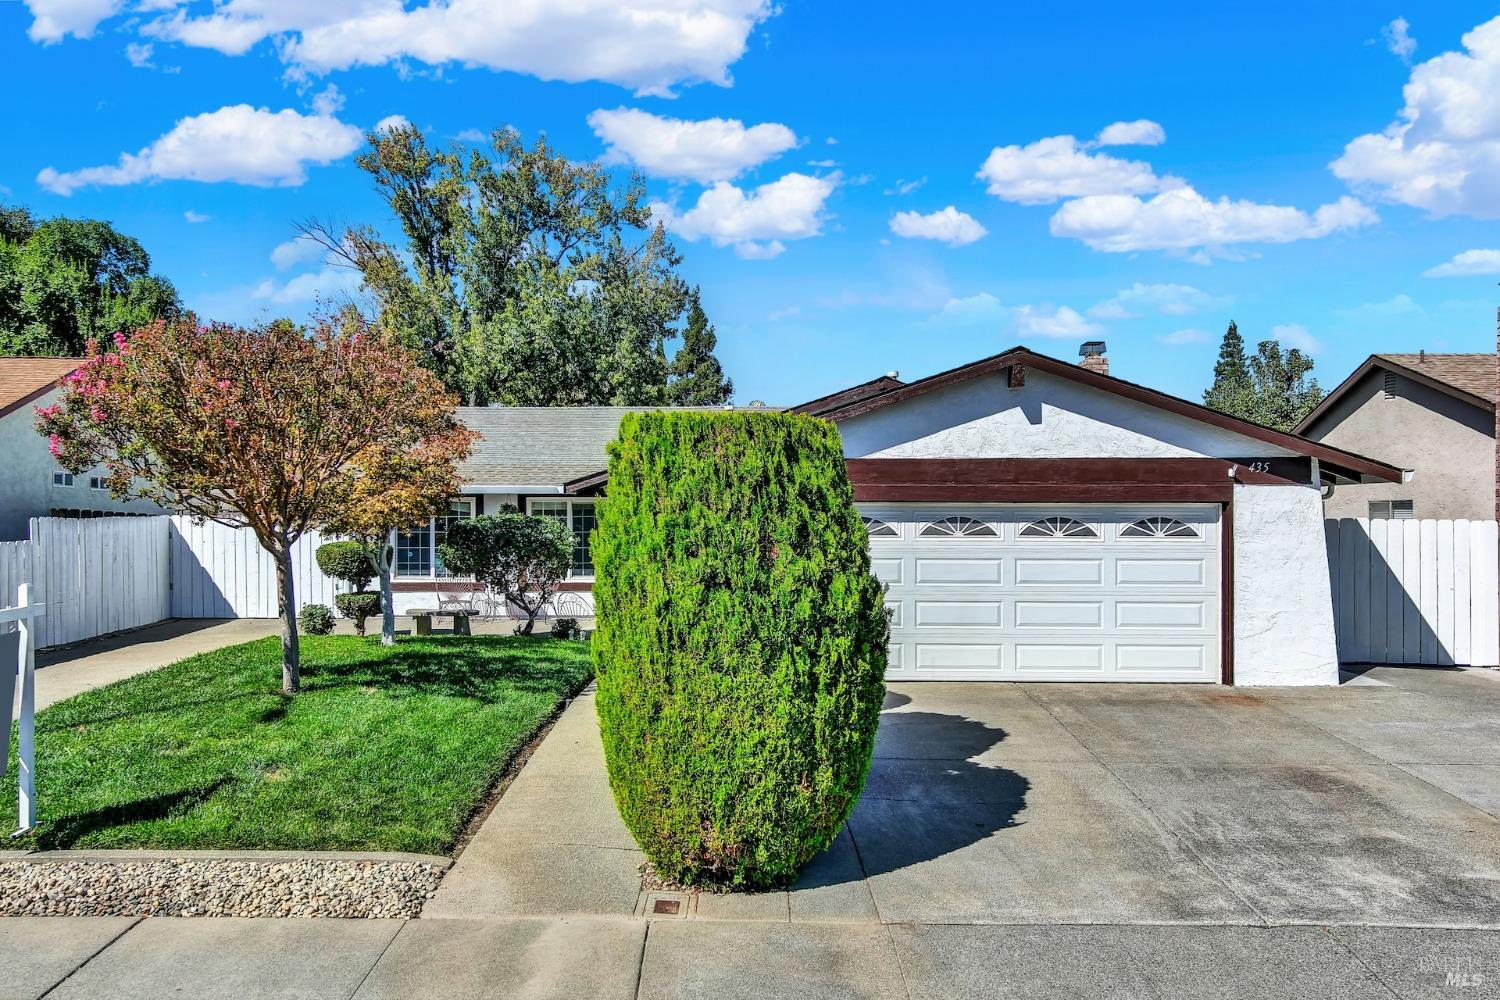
[5,635,593,854]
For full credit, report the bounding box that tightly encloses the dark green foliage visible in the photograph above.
[298,604,335,635]
[1202,320,1324,431]
[317,540,376,591]
[592,411,888,889]
[667,288,733,405]
[4,635,592,852]
[550,617,580,639]
[0,207,180,356]
[438,507,572,635]
[334,592,382,636]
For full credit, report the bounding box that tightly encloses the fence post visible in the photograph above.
[10,582,42,837]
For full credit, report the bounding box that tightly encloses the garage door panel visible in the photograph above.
[1014,601,1103,628]
[915,559,1003,584]
[1014,559,1104,586]
[868,503,1221,683]
[914,600,1003,626]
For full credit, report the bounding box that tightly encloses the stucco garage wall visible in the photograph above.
[1232,483,1340,685]
[838,370,1300,460]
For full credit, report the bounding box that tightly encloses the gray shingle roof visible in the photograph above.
[457,406,768,488]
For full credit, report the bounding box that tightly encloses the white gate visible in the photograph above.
[1326,518,1500,667]
[28,517,170,649]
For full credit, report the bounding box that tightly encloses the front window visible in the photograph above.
[530,499,596,578]
[394,497,476,578]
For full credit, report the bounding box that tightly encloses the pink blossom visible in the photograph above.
[35,404,60,419]
[47,434,62,457]
[112,331,127,349]
[217,379,231,390]
[89,406,106,423]
[225,418,239,430]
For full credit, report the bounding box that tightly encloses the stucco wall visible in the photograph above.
[0,386,164,541]
[839,370,1299,460]
[1232,483,1340,685]
[1303,369,1494,520]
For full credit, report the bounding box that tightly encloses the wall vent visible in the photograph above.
[1369,500,1415,519]
[1382,370,1397,399]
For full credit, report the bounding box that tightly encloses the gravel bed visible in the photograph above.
[0,859,445,918]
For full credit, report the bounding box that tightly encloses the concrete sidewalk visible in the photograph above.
[32,618,279,710]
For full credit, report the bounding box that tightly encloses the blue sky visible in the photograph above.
[5,2,1500,404]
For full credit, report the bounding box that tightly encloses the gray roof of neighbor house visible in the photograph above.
[457,405,774,489]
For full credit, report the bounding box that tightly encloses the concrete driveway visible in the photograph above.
[9,666,1500,999]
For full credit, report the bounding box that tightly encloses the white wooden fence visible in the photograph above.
[0,518,170,649]
[1327,518,1499,667]
[168,518,342,618]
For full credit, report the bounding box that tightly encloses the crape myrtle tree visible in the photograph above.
[437,508,572,636]
[592,411,889,888]
[325,429,476,645]
[37,317,470,693]
[297,125,733,407]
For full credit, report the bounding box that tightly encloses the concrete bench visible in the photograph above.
[407,608,471,636]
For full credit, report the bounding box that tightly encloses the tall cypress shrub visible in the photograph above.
[592,410,888,888]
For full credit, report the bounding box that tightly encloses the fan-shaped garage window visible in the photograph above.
[1018,516,1098,539]
[1120,516,1199,539]
[919,516,997,538]
[862,516,899,538]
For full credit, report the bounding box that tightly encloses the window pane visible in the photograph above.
[433,498,476,577]
[395,522,431,577]
[570,501,596,577]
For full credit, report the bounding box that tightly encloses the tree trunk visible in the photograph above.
[378,543,396,646]
[274,546,301,694]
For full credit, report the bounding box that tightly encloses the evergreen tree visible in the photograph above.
[1202,321,1255,419]
[1247,339,1323,431]
[667,289,734,405]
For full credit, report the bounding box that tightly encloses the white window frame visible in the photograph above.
[52,470,74,487]
[526,498,597,580]
[392,496,478,580]
[88,475,107,491]
[1368,500,1415,520]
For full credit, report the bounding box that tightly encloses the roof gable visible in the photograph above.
[813,346,1401,483]
[1296,353,1495,436]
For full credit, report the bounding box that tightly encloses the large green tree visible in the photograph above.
[0,207,180,357]
[1202,321,1323,430]
[304,126,731,407]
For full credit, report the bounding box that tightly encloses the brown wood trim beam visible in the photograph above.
[853,483,1234,502]
[845,457,1308,488]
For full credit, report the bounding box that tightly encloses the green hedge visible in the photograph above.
[592,410,888,888]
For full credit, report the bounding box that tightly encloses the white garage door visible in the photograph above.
[863,504,1221,683]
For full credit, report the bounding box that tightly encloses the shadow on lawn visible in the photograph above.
[811,691,1031,883]
[34,778,232,850]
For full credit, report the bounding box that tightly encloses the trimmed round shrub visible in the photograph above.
[592,410,888,889]
[299,603,335,636]
[335,591,383,636]
[550,616,580,639]
[316,540,375,592]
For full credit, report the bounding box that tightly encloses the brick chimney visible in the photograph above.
[1079,340,1109,376]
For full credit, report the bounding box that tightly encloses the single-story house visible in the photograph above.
[406,342,1403,686]
[0,357,164,541]
[1294,352,1496,521]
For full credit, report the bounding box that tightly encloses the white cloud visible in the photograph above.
[1158,328,1209,346]
[1049,186,1376,253]
[37,105,362,196]
[270,236,324,271]
[374,114,411,133]
[454,128,487,143]
[131,0,775,97]
[183,209,210,223]
[889,206,987,246]
[1333,294,1424,323]
[23,0,120,42]
[1332,15,1500,217]
[587,107,796,183]
[125,41,154,67]
[653,172,837,259]
[884,177,926,196]
[1087,283,1215,319]
[767,306,800,321]
[1271,322,1320,353]
[1424,248,1500,276]
[252,265,363,305]
[977,134,1163,205]
[939,292,1005,322]
[1014,304,1104,340]
[806,158,837,168]
[310,84,344,117]
[1383,17,1416,64]
[1095,119,1166,146]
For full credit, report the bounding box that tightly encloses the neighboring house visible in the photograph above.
[413,343,1401,685]
[0,358,164,541]
[1293,353,1496,521]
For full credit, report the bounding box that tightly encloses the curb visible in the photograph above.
[9,850,452,868]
